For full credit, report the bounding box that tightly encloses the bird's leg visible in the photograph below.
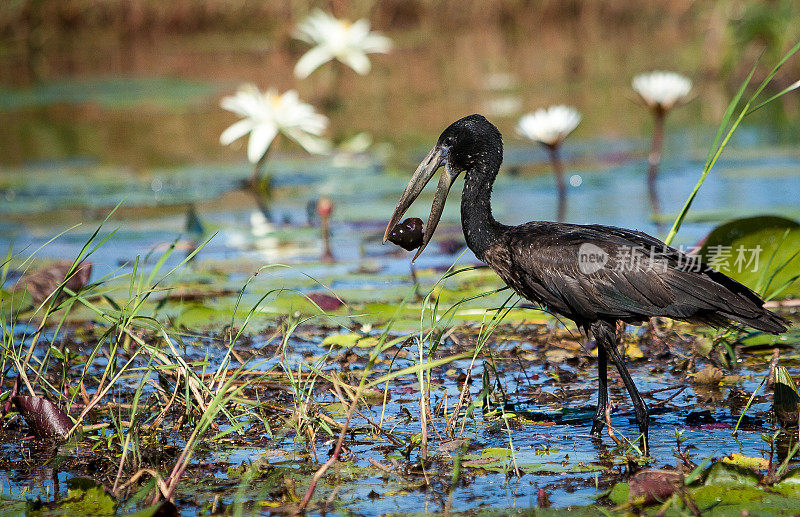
[592,321,649,454]
[590,345,608,436]
[606,342,649,454]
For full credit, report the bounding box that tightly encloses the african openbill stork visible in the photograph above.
[384,114,788,453]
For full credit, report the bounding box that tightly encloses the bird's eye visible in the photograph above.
[443,136,454,146]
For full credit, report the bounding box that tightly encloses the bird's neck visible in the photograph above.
[461,163,504,260]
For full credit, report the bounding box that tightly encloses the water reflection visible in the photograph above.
[2,131,799,274]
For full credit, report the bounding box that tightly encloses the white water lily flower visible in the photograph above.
[294,9,392,79]
[632,71,692,111]
[516,105,581,146]
[220,84,330,163]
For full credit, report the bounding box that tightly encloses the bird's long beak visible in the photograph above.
[384,145,456,261]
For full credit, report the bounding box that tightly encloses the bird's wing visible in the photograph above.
[486,222,780,329]
[581,224,772,317]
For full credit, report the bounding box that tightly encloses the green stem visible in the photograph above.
[664,40,800,246]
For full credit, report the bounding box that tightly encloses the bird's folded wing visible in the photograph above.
[498,223,771,324]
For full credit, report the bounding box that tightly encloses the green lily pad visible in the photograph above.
[608,482,629,505]
[699,216,800,299]
[461,447,515,472]
[774,469,800,497]
[721,453,770,471]
[703,462,760,487]
[55,479,116,516]
[691,485,767,509]
[461,447,602,474]
[321,333,379,348]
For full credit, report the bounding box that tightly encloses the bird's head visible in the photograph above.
[383,114,502,260]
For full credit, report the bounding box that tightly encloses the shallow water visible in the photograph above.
[2,120,800,515]
[2,127,800,277]
[3,321,798,515]
[2,8,800,511]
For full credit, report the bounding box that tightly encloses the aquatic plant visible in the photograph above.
[633,71,692,112]
[632,71,692,218]
[293,9,392,79]
[665,41,800,245]
[219,84,330,185]
[516,105,581,222]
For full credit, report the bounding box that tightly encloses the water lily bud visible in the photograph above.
[317,196,334,218]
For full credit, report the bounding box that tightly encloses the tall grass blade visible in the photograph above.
[664,42,800,245]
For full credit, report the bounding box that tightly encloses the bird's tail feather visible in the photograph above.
[724,308,789,335]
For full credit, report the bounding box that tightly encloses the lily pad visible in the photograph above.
[774,469,800,496]
[702,462,760,487]
[608,482,629,505]
[691,485,765,509]
[57,478,116,516]
[699,216,800,299]
[721,453,770,471]
[321,333,380,349]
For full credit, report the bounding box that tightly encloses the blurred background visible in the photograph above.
[0,0,799,272]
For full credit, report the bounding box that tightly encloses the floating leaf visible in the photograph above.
[624,342,644,359]
[722,453,770,471]
[11,261,92,304]
[461,447,513,471]
[173,304,233,329]
[774,468,800,494]
[627,469,682,504]
[692,365,724,385]
[479,447,514,459]
[690,485,764,509]
[321,333,379,349]
[383,490,409,496]
[608,482,629,505]
[307,292,344,311]
[12,395,73,438]
[703,462,760,487]
[57,478,115,515]
[544,348,577,363]
[699,216,800,298]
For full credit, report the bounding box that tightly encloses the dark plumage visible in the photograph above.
[385,114,788,453]
[485,222,787,333]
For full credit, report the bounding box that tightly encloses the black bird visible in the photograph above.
[384,114,788,453]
